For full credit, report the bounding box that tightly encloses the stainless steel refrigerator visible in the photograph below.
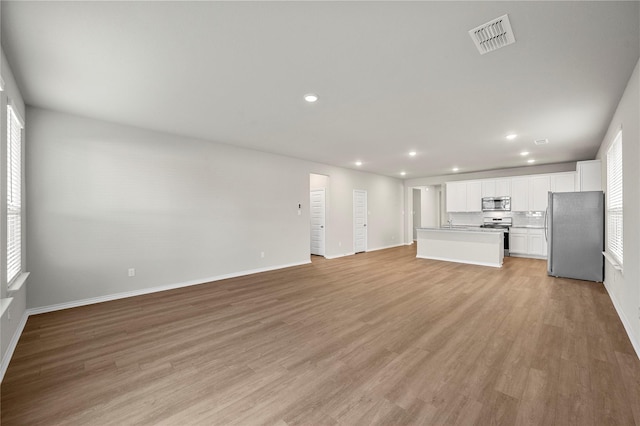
[546,191,604,282]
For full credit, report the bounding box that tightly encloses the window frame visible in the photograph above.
[605,130,623,268]
[6,103,24,286]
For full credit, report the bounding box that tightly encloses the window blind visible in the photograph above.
[7,105,23,285]
[606,131,623,266]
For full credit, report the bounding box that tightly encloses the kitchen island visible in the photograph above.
[416,227,504,268]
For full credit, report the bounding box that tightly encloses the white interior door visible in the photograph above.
[353,189,367,253]
[310,189,326,256]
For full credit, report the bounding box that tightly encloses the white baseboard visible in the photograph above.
[326,244,408,259]
[509,253,546,260]
[29,260,312,316]
[0,310,29,382]
[325,252,355,260]
[603,280,640,360]
[367,243,405,252]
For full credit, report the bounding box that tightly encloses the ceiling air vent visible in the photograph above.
[534,138,549,145]
[469,14,515,55]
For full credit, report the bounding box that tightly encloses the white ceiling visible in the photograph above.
[2,1,639,178]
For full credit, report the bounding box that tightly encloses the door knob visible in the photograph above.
[320,225,324,228]
[364,224,367,227]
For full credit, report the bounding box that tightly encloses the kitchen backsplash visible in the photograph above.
[447,211,545,228]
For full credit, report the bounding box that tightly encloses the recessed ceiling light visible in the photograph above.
[452,167,459,172]
[304,93,318,103]
[409,151,417,157]
[400,171,406,176]
[527,159,535,163]
[520,151,530,156]
[355,161,362,166]
[506,134,517,140]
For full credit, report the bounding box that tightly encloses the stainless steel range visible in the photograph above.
[480,217,512,256]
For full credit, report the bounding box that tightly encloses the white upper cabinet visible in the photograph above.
[511,177,529,211]
[448,171,575,213]
[550,172,575,193]
[446,182,467,212]
[481,180,496,198]
[482,179,511,197]
[576,160,602,191]
[529,175,550,211]
[466,181,482,212]
[495,179,511,197]
[446,181,482,212]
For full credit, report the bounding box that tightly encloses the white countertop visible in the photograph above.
[417,226,504,234]
[510,225,545,229]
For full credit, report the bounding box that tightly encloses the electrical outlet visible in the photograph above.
[128,268,136,277]
[7,308,11,321]
[260,251,265,258]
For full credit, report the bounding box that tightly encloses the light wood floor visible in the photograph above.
[2,246,640,425]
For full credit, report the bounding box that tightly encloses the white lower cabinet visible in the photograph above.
[527,229,547,257]
[509,229,528,254]
[510,228,547,258]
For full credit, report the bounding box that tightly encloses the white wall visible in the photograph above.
[310,173,328,190]
[1,47,27,373]
[25,107,405,309]
[597,59,640,357]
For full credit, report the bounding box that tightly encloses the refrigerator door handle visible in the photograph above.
[544,207,548,242]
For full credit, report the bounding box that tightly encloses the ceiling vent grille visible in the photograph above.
[469,14,515,55]
[534,138,549,145]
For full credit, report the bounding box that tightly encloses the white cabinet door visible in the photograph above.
[577,160,602,191]
[446,182,467,212]
[528,230,546,256]
[510,231,528,254]
[551,173,575,193]
[481,180,496,198]
[511,177,529,211]
[534,229,547,256]
[466,181,482,212]
[529,176,550,211]
[495,179,511,197]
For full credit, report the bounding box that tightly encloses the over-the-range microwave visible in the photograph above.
[482,196,511,212]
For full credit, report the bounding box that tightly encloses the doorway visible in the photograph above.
[353,189,367,253]
[413,188,422,241]
[409,185,441,241]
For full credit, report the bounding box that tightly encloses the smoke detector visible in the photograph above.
[469,14,516,55]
